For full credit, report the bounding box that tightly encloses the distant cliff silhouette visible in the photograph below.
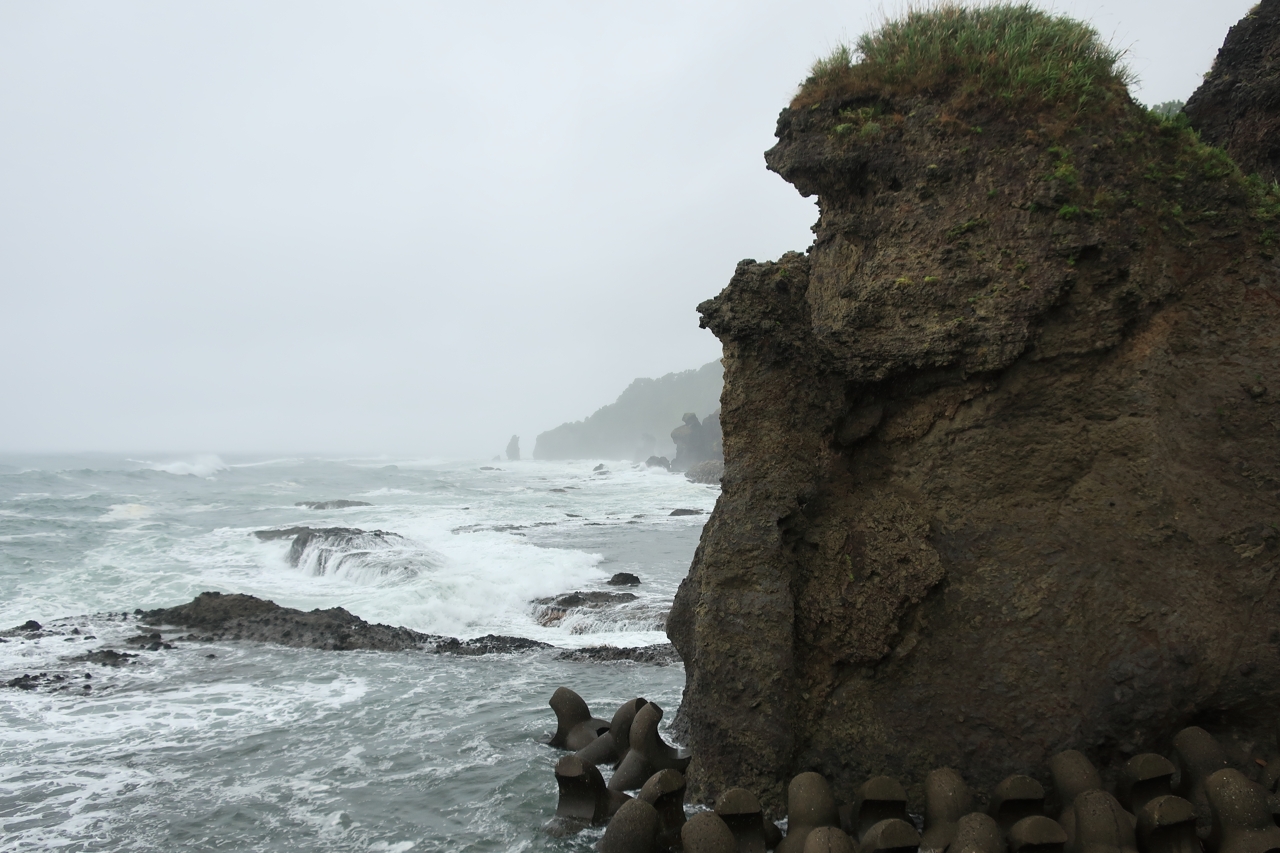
[533,361,722,461]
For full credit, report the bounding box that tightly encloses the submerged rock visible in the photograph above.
[252,526,418,579]
[294,500,372,510]
[555,644,681,666]
[668,7,1280,808]
[532,591,640,627]
[68,649,139,667]
[433,635,552,655]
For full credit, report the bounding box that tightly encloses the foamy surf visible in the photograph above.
[0,453,709,850]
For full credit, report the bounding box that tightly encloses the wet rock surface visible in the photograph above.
[143,591,439,651]
[294,500,373,510]
[668,11,1280,810]
[555,644,681,666]
[7,671,100,692]
[252,527,407,570]
[532,591,641,627]
[432,635,552,655]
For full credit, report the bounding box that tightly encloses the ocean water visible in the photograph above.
[0,454,716,851]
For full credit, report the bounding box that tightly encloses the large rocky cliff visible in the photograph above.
[667,15,1280,811]
[1186,0,1280,184]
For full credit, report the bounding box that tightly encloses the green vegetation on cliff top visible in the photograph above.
[798,3,1134,113]
[796,3,1280,235]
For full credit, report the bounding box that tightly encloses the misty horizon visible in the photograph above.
[0,0,1254,457]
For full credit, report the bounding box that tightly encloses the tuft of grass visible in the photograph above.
[946,217,988,241]
[796,2,1135,114]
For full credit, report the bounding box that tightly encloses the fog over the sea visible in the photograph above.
[0,1,1253,457]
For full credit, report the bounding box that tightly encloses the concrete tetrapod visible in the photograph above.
[1049,751,1103,825]
[1063,790,1138,853]
[777,773,841,853]
[921,769,975,853]
[1172,727,1230,829]
[1007,816,1068,853]
[1137,795,1201,853]
[600,797,663,853]
[576,730,620,767]
[1204,769,1280,853]
[805,827,857,853]
[610,698,650,768]
[1117,755,1177,815]
[715,787,770,853]
[553,754,616,826]
[991,776,1048,836]
[684,812,739,853]
[952,813,1008,853]
[858,819,921,853]
[549,686,612,751]
[639,769,687,851]
[846,777,910,843]
[610,702,690,792]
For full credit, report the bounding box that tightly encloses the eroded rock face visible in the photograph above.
[1186,0,1280,183]
[667,86,1280,811]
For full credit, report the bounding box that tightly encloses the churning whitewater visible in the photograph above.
[0,454,714,851]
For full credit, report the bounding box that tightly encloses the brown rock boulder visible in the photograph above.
[667,16,1280,812]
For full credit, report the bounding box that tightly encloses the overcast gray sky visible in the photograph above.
[0,0,1254,457]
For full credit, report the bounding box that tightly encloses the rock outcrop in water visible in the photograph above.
[670,410,723,472]
[143,592,439,651]
[253,526,426,581]
[667,7,1280,810]
[1186,0,1280,183]
[295,500,372,510]
[507,435,521,461]
[125,592,675,659]
[535,361,723,461]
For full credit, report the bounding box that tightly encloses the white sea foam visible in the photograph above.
[101,503,154,521]
[138,454,228,477]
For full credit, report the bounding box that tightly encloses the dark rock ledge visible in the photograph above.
[4,592,680,693]
[141,591,537,653]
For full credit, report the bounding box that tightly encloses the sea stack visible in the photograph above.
[506,435,520,461]
[667,5,1280,809]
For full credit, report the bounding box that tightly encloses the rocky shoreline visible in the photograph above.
[2,589,681,694]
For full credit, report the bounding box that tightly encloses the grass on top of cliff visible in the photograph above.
[796,3,1135,115]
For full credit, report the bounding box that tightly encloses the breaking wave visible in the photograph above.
[287,528,443,586]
